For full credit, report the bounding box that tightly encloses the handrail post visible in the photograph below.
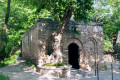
[111,64,113,80]
[95,60,96,76]
[97,64,99,80]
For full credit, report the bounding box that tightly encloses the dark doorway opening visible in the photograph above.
[68,43,80,69]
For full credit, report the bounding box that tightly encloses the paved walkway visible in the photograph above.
[0,60,120,80]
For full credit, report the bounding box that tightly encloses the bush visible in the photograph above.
[115,43,120,59]
[44,62,67,66]
[0,41,14,61]
[104,61,107,70]
[0,73,10,80]
[25,60,36,68]
[104,37,113,52]
[116,43,120,53]
[0,56,17,67]
[15,50,22,57]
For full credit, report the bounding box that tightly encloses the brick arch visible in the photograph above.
[84,37,97,55]
[63,38,83,51]
[87,37,97,49]
[62,38,83,62]
[82,37,98,70]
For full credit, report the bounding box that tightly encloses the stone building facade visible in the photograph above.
[22,18,104,70]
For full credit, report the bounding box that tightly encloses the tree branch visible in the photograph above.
[58,2,73,34]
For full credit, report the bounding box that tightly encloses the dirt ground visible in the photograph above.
[0,59,120,80]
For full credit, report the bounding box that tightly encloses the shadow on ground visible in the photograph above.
[0,60,120,80]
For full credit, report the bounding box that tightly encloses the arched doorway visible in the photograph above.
[68,43,80,69]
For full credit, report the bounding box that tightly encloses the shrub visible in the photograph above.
[0,56,17,67]
[15,50,22,57]
[0,41,14,61]
[25,60,36,68]
[115,43,120,59]
[104,37,113,52]
[44,62,67,66]
[104,61,107,70]
[0,73,10,80]
[116,43,120,53]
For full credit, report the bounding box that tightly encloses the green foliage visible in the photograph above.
[20,0,93,23]
[0,0,93,62]
[104,61,107,70]
[104,36,113,52]
[44,62,67,66]
[0,36,14,61]
[73,27,80,34]
[15,50,22,57]
[25,60,36,68]
[0,73,10,80]
[0,56,17,67]
[0,0,51,61]
[91,0,120,52]
[116,43,120,53]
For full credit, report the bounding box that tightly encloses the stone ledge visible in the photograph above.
[37,65,72,78]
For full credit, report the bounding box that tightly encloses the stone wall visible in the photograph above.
[22,23,39,63]
[62,22,104,70]
[22,18,104,70]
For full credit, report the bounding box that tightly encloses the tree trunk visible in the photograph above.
[52,7,73,63]
[0,0,11,45]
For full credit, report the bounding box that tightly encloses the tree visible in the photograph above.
[0,0,93,63]
[91,0,120,52]
[0,0,51,61]
[25,0,93,63]
[0,0,11,61]
[0,0,11,45]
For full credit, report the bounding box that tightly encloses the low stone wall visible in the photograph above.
[37,65,72,78]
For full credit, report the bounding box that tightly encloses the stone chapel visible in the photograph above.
[22,18,104,70]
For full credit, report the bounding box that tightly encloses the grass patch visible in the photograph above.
[44,62,67,66]
[0,56,17,67]
[0,73,10,80]
[25,60,36,68]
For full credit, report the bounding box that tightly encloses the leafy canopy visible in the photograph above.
[0,0,51,61]
[0,0,93,63]
[92,0,120,52]
[19,0,93,23]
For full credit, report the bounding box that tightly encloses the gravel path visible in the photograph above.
[0,60,120,80]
